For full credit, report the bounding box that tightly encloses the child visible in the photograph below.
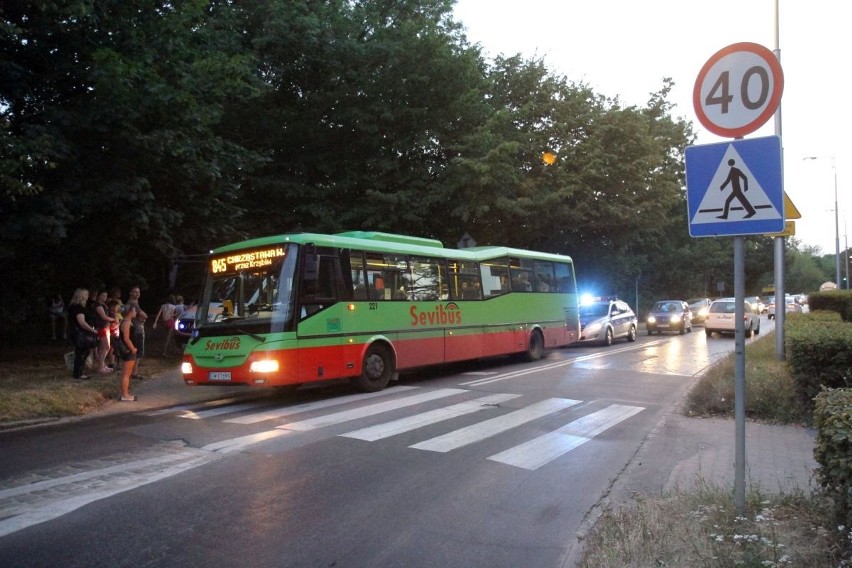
[106,299,122,369]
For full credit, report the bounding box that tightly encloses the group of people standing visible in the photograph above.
[66,286,148,402]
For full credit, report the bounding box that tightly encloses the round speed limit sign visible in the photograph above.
[693,42,784,138]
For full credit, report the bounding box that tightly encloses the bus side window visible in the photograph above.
[448,260,482,300]
[384,254,409,300]
[554,262,576,293]
[408,256,445,301]
[534,261,555,293]
[364,252,408,300]
[480,257,509,297]
[349,250,368,300]
[365,252,388,301]
[509,257,533,292]
[301,251,340,304]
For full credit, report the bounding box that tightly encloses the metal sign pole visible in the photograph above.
[734,236,746,512]
[773,0,786,361]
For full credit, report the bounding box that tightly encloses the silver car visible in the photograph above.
[578,299,638,346]
[705,298,761,338]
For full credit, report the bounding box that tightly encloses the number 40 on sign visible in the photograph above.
[693,42,784,139]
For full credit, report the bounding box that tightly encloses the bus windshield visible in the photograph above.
[194,243,299,335]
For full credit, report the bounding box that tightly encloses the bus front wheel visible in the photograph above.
[522,329,544,362]
[353,344,394,392]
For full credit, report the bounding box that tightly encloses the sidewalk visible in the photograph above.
[609,408,818,500]
[96,368,264,417]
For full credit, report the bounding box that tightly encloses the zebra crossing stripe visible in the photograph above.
[487,404,644,470]
[179,401,270,420]
[201,428,290,453]
[276,389,469,432]
[223,386,420,424]
[409,397,581,453]
[340,393,522,441]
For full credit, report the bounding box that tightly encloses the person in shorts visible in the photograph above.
[124,285,148,378]
[117,304,139,401]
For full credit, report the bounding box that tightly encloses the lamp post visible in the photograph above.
[804,156,841,287]
[846,220,850,289]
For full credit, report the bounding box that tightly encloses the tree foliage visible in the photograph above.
[0,0,836,335]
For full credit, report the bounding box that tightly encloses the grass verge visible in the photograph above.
[577,482,846,567]
[579,332,850,566]
[0,340,180,424]
[686,333,809,424]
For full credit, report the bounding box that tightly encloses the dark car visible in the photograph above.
[646,300,692,335]
[686,297,712,324]
[578,298,638,346]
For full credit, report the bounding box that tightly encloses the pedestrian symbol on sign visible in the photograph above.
[688,143,782,228]
[717,159,756,219]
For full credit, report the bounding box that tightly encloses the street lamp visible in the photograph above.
[803,156,841,287]
[846,220,850,290]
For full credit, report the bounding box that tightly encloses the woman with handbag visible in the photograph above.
[68,288,99,380]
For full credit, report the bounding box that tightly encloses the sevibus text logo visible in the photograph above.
[204,337,241,350]
[410,303,462,326]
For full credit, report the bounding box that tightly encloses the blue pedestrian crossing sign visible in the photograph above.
[685,135,784,237]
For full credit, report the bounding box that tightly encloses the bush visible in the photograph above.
[814,388,852,529]
[808,290,852,322]
[786,314,852,411]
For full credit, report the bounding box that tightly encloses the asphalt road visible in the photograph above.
[0,319,765,567]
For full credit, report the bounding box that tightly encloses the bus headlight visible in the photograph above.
[250,359,280,373]
[181,361,193,374]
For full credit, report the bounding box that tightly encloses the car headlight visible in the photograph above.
[647,316,656,324]
[670,315,680,323]
[699,308,708,317]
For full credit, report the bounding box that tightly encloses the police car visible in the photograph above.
[578,297,638,346]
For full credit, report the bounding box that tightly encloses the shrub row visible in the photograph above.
[808,290,852,322]
[814,388,852,527]
[791,297,852,526]
[786,312,852,409]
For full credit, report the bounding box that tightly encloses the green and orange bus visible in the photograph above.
[180,231,580,392]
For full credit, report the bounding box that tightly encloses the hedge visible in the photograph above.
[814,388,852,527]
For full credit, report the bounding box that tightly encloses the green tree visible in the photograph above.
[445,56,694,299]
[1,1,264,323]
[229,0,487,239]
[786,240,834,293]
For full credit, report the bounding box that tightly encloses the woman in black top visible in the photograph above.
[68,288,98,379]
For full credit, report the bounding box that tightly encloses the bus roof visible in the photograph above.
[212,232,573,263]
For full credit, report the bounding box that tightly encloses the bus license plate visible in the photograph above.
[209,372,232,381]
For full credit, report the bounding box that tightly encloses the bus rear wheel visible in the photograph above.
[522,329,544,362]
[353,344,394,392]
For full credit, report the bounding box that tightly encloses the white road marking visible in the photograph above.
[340,393,521,441]
[409,397,581,453]
[0,447,220,539]
[460,341,667,387]
[276,388,468,431]
[224,386,419,424]
[488,404,644,470]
